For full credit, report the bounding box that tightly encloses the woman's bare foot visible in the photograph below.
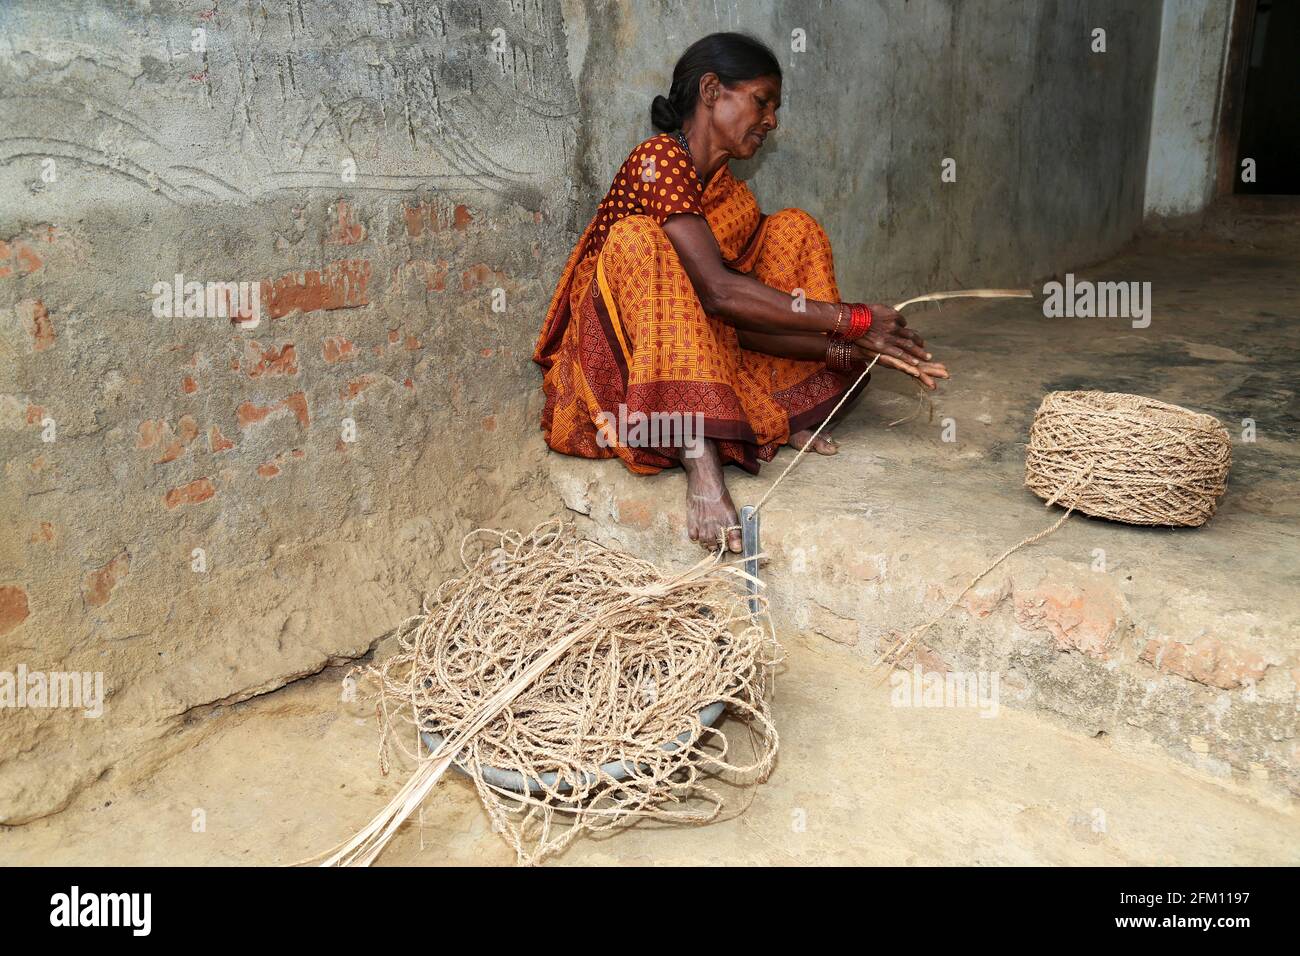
[791,428,839,455]
[680,438,742,553]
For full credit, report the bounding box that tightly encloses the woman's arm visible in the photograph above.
[663,212,932,369]
[736,328,830,359]
[737,329,950,389]
[662,213,838,334]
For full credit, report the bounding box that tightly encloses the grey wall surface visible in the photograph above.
[572,0,1162,297]
[1145,0,1235,219]
[1,0,1162,822]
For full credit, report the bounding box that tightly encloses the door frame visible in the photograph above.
[1214,0,1258,196]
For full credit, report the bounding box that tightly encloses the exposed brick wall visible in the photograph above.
[0,0,578,823]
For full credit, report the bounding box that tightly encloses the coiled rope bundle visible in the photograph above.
[1025,391,1232,527]
[877,390,1232,670]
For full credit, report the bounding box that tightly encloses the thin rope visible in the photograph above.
[752,352,881,514]
[751,289,1031,517]
[874,390,1230,673]
[871,466,1091,676]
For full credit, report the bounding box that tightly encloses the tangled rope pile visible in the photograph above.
[1025,391,1232,527]
[322,521,779,866]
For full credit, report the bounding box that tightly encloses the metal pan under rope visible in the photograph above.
[420,700,726,796]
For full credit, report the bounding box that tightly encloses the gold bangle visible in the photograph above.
[826,340,855,373]
[830,303,847,339]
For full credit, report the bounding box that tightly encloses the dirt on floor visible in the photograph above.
[1,630,1295,866]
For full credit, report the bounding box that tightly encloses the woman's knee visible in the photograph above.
[605,214,673,258]
[769,207,828,244]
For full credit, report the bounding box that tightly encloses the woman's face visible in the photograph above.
[699,73,781,159]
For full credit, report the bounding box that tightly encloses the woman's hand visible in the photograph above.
[852,306,949,389]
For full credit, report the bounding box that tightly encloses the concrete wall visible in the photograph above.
[0,0,576,823]
[2,0,1163,823]
[1144,0,1236,220]
[574,0,1162,299]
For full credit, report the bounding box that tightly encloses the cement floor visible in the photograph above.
[1,633,1295,866]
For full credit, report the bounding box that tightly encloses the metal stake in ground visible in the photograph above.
[740,505,761,618]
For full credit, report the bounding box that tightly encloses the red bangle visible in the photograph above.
[830,302,872,341]
[846,303,872,339]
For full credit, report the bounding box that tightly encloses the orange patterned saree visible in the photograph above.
[533,133,851,475]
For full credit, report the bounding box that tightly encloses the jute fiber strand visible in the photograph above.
[876,391,1232,672]
[1025,391,1232,527]
[311,288,1030,866]
[317,521,779,866]
[752,288,1033,514]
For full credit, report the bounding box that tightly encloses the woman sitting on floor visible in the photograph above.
[533,31,947,553]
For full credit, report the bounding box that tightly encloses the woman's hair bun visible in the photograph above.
[650,94,681,132]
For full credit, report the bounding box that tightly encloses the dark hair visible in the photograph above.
[650,32,782,132]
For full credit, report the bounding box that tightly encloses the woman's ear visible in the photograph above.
[697,72,721,108]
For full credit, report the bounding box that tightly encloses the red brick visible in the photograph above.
[208,426,235,453]
[83,552,130,608]
[1014,582,1122,660]
[262,260,371,319]
[283,392,308,427]
[327,200,366,245]
[460,263,500,291]
[0,227,64,281]
[154,415,199,464]
[137,419,165,449]
[322,336,355,364]
[0,585,29,635]
[140,416,198,463]
[404,201,467,238]
[16,245,40,273]
[163,477,216,509]
[414,259,448,291]
[960,578,1011,619]
[242,341,298,378]
[18,299,55,351]
[237,392,309,430]
[616,496,654,530]
[340,377,373,401]
[1140,635,1269,690]
[404,202,432,238]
